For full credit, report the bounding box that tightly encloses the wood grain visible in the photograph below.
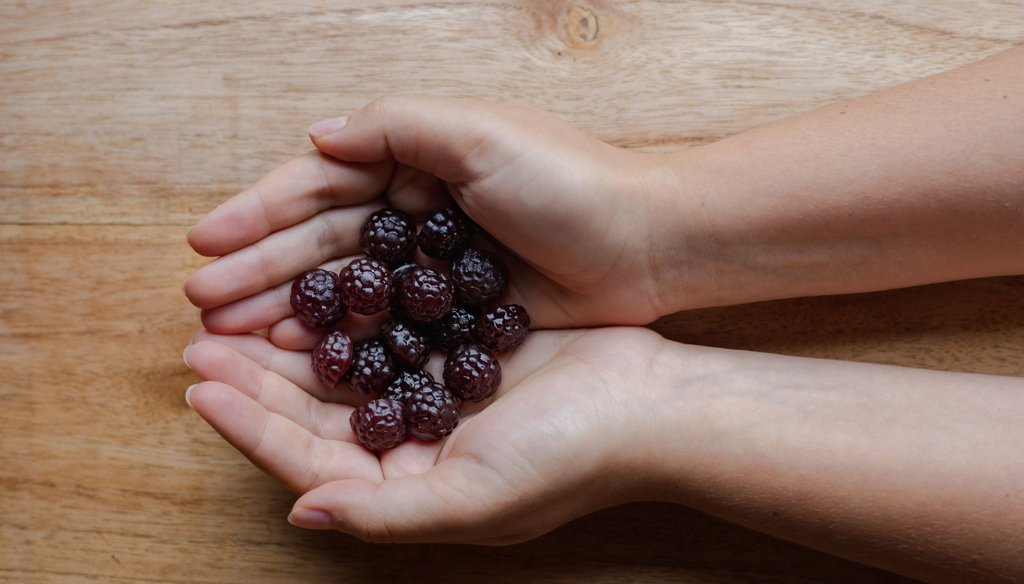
[2,0,1022,582]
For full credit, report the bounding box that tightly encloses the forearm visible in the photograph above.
[647,46,1024,312]
[641,342,1024,583]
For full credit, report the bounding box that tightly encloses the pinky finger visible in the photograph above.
[268,311,392,351]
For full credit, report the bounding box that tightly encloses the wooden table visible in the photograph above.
[3,1,1022,581]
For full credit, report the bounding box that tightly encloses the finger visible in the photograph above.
[309,97,530,183]
[189,331,358,405]
[265,309,392,351]
[198,257,351,335]
[384,164,450,220]
[288,457,504,542]
[186,339,365,427]
[187,381,383,492]
[185,204,383,310]
[265,317,326,350]
[188,151,393,257]
[379,436,448,479]
[200,283,292,334]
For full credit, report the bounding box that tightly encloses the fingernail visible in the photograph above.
[185,384,197,408]
[288,508,335,529]
[308,116,348,138]
[181,276,190,294]
[183,344,191,368]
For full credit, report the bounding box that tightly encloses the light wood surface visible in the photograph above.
[2,1,1022,582]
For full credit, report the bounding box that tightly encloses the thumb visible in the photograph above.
[306,96,524,184]
[287,458,500,543]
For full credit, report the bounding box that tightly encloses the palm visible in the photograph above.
[185,326,663,544]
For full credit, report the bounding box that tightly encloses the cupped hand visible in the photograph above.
[183,325,670,544]
[184,97,682,335]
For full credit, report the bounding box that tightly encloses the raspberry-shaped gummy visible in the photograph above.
[404,382,460,441]
[381,319,432,368]
[429,305,481,351]
[417,206,475,260]
[391,263,418,282]
[360,208,417,264]
[290,269,347,328]
[350,398,407,452]
[387,263,419,319]
[473,304,530,352]
[397,266,454,323]
[450,248,509,305]
[342,339,397,395]
[443,343,502,402]
[311,330,354,389]
[380,368,434,403]
[337,258,394,315]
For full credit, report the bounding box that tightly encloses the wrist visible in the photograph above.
[591,331,731,504]
[638,138,885,314]
[630,148,726,315]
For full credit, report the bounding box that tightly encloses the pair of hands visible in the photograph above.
[183,97,689,543]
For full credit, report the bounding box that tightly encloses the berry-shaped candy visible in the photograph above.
[380,368,435,403]
[429,305,480,351]
[443,343,501,402]
[290,269,346,328]
[360,208,417,264]
[350,398,407,452]
[397,266,454,323]
[342,339,397,395]
[387,263,420,319]
[417,206,475,260]
[450,248,508,305]
[391,262,418,282]
[311,330,354,389]
[381,319,432,368]
[473,304,530,352]
[404,382,460,441]
[380,366,436,401]
[337,258,394,315]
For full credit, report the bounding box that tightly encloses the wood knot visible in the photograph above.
[565,6,599,47]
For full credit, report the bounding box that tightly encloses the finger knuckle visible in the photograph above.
[368,94,401,120]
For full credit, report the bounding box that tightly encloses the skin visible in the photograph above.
[184,329,1024,582]
[184,46,1024,582]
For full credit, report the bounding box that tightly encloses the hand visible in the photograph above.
[184,97,684,338]
[182,325,670,544]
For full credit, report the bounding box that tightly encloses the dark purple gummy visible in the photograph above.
[387,263,420,319]
[391,263,418,282]
[450,248,509,305]
[417,206,475,260]
[404,382,460,441]
[443,343,501,402]
[429,305,481,351]
[381,319,432,368]
[290,269,347,328]
[350,398,407,452]
[398,266,454,323]
[311,330,354,389]
[473,304,530,352]
[380,368,434,403]
[342,339,397,395]
[360,208,417,264]
[337,258,394,315]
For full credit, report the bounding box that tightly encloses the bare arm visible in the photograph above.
[642,342,1024,583]
[647,46,1024,312]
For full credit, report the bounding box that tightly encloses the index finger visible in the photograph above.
[188,150,394,257]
